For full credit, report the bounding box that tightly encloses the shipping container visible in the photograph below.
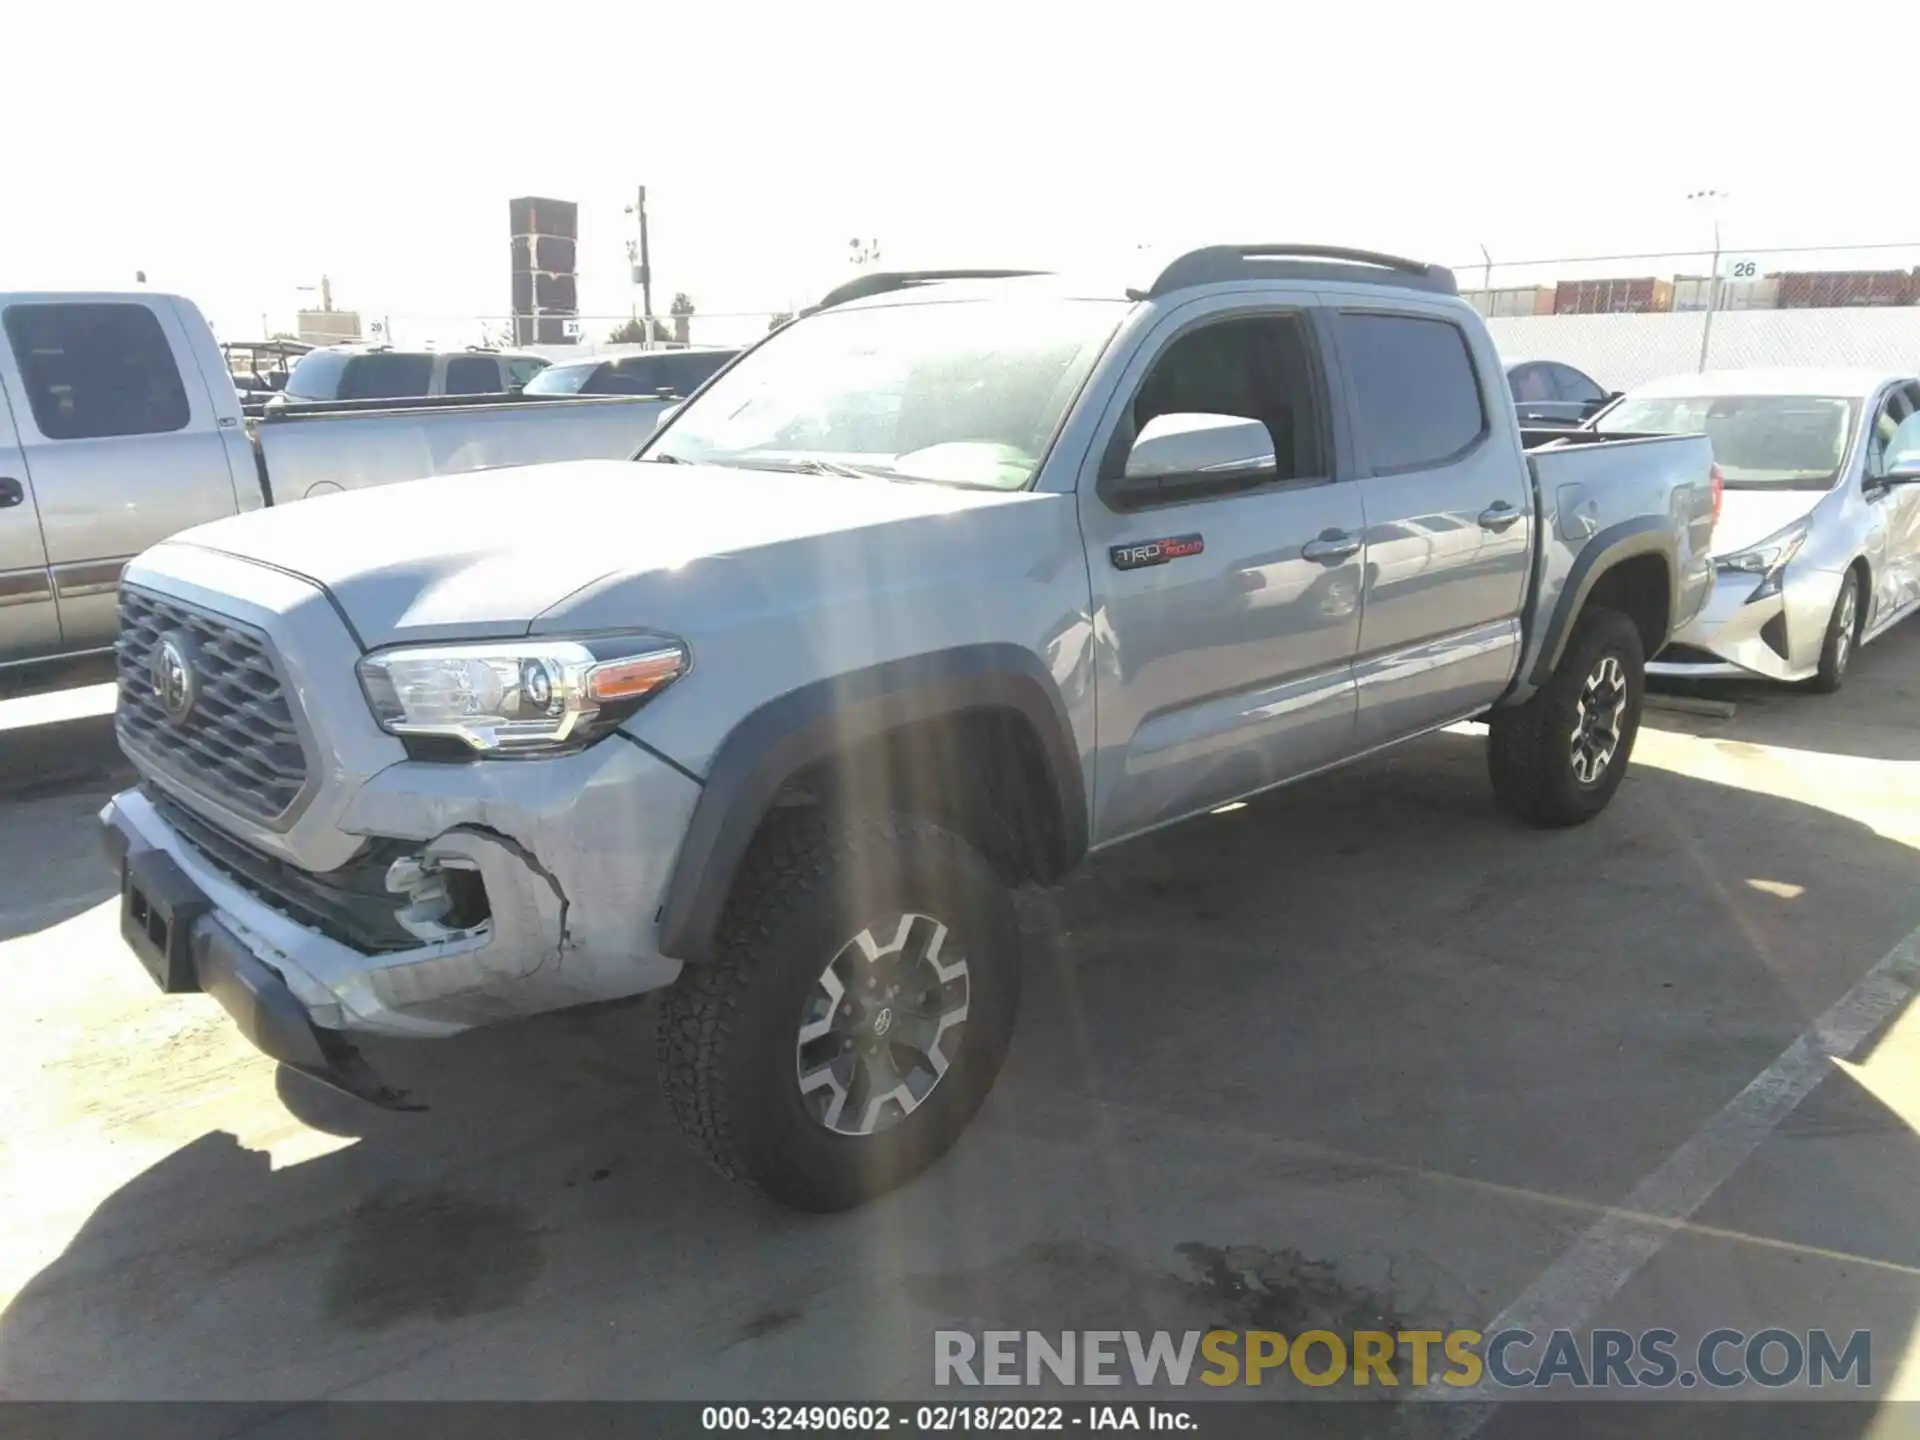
[1553,277,1674,315]
[1669,274,1781,312]
[1774,269,1917,309]
[1459,286,1556,318]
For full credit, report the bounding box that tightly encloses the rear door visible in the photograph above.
[0,297,245,651]
[444,354,506,396]
[0,371,59,663]
[1079,296,1366,844]
[1326,304,1533,748]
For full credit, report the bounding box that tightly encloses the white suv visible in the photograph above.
[277,346,550,404]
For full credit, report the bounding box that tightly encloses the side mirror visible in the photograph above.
[1111,412,1275,505]
[651,403,681,431]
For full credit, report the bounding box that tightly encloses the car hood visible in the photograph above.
[1710,487,1830,557]
[171,459,1031,646]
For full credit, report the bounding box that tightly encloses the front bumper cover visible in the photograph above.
[99,729,704,1100]
[1647,563,1847,683]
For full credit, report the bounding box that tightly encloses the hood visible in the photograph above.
[1710,487,1829,557]
[172,459,1031,646]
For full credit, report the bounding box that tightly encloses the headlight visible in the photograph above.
[357,635,686,755]
[1719,522,1809,601]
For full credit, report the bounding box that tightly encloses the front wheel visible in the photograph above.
[1807,571,1862,694]
[657,812,1022,1212]
[1488,607,1645,828]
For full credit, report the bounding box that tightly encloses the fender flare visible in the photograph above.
[655,644,1088,964]
[1527,518,1678,689]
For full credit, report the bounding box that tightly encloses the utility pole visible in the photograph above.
[626,186,654,343]
[1479,244,1493,310]
[1688,189,1729,372]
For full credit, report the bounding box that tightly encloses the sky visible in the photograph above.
[6,0,1916,348]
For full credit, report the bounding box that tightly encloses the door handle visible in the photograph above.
[1302,530,1361,564]
[0,478,23,510]
[1478,501,1522,532]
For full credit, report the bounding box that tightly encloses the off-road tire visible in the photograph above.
[1488,606,1645,828]
[657,811,1021,1212]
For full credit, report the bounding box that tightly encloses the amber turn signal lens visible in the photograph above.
[587,649,685,702]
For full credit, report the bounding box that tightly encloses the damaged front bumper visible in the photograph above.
[99,732,703,1101]
[1647,563,1847,684]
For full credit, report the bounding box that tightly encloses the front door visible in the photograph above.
[1079,301,1366,845]
[1863,382,1920,630]
[0,298,244,651]
[0,377,59,664]
[1326,305,1533,749]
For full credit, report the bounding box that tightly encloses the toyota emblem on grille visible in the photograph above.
[150,632,199,726]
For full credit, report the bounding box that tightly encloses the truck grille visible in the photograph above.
[116,586,310,824]
[146,787,421,954]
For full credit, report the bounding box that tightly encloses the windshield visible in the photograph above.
[1596,394,1860,490]
[642,298,1125,490]
[524,362,597,396]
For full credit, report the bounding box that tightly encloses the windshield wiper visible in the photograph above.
[641,452,682,464]
[721,457,889,480]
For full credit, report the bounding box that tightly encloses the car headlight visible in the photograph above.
[357,635,687,755]
[1719,522,1809,601]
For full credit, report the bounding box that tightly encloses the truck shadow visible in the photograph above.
[3,728,1919,1427]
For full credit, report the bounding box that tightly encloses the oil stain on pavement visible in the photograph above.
[324,1190,546,1329]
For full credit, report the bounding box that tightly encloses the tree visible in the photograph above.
[607,316,673,344]
[670,292,695,346]
[767,311,795,332]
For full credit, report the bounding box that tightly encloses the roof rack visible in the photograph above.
[808,268,1051,313]
[1138,244,1457,299]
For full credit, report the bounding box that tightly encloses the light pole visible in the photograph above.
[1687,189,1729,372]
[625,187,654,344]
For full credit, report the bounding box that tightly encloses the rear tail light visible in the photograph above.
[1709,462,1724,525]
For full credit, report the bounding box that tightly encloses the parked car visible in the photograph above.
[1595,368,1920,691]
[0,292,681,675]
[524,348,740,399]
[1506,358,1617,428]
[275,344,550,404]
[98,245,1717,1211]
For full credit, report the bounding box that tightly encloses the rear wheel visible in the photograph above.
[1488,607,1645,828]
[1808,571,1863,694]
[657,811,1021,1212]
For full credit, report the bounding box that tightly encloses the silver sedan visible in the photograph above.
[1593,369,1920,691]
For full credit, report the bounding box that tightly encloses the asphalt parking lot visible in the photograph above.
[4,636,1920,1437]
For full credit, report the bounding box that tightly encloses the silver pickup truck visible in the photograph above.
[99,245,1718,1211]
[0,291,679,676]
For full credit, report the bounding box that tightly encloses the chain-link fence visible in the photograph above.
[1452,243,1920,391]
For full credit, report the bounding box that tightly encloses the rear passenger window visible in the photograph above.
[1339,312,1486,472]
[337,353,436,400]
[444,356,503,395]
[2,302,190,440]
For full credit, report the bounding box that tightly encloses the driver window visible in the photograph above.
[1123,314,1326,481]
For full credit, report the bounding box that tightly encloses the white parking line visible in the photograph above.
[1441,917,1920,1425]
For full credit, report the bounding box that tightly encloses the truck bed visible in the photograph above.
[248,393,670,504]
[1511,429,1718,696]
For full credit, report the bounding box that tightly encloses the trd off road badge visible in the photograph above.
[1110,534,1204,571]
